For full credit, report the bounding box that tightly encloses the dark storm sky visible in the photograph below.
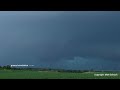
[0,11,120,70]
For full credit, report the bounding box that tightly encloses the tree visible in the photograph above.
[2,65,11,69]
[0,66,2,69]
[6,65,11,69]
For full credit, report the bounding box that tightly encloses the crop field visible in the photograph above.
[0,70,120,79]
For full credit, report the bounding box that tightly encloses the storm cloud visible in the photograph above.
[0,11,120,70]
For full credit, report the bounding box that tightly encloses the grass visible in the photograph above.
[0,69,120,79]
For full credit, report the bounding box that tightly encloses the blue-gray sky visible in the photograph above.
[0,11,120,70]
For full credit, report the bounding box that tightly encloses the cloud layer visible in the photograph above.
[0,11,120,70]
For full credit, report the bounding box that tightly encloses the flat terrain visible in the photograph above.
[0,70,120,79]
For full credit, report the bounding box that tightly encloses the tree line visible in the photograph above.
[0,65,11,69]
[0,65,96,72]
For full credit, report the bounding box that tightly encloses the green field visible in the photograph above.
[0,70,120,79]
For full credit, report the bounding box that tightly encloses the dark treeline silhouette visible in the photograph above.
[0,65,102,73]
[0,65,11,69]
[0,65,119,73]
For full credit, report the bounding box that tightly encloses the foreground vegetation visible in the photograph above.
[0,65,120,79]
